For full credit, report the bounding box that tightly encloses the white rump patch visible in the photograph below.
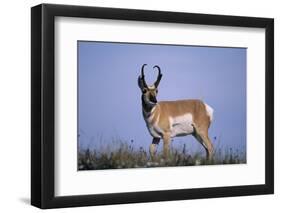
[169,113,194,138]
[204,103,214,122]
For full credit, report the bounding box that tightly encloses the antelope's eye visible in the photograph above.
[142,88,147,93]
[156,89,158,93]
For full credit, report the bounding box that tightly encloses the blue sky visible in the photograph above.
[78,41,246,155]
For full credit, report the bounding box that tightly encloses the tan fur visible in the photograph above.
[156,100,211,132]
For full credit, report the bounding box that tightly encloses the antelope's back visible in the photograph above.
[157,99,213,125]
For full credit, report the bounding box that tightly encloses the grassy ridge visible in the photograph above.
[78,142,246,170]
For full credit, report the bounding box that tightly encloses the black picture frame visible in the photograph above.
[31,3,274,209]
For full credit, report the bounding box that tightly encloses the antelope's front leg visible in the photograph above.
[163,133,171,159]
[149,137,160,160]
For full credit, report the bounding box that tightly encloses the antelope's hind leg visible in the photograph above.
[192,125,214,161]
[149,137,160,160]
[201,134,214,161]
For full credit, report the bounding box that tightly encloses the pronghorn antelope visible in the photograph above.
[138,64,214,160]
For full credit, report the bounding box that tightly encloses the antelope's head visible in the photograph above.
[138,64,162,108]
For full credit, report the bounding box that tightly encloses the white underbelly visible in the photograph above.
[169,114,194,138]
[144,112,194,138]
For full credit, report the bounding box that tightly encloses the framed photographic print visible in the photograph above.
[31,3,274,209]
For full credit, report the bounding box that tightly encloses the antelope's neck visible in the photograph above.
[142,95,157,113]
[142,104,162,138]
[142,102,157,119]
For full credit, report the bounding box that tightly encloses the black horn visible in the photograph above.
[138,64,148,89]
[141,64,147,78]
[153,65,162,88]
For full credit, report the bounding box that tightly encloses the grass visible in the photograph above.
[78,140,246,170]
